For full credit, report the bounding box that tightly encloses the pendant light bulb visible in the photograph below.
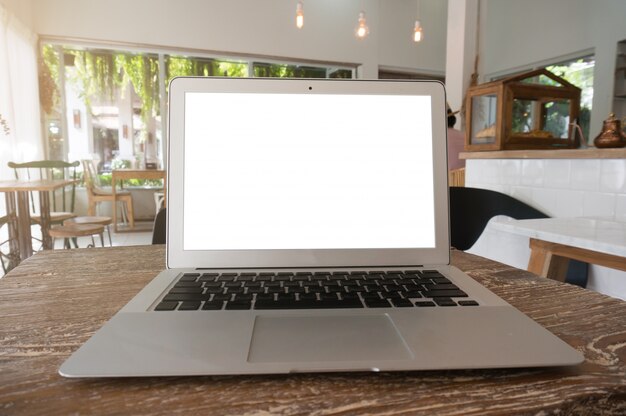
[296,1,304,29]
[355,11,369,39]
[413,20,423,42]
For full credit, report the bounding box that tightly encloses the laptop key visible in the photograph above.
[434,298,457,307]
[422,289,468,298]
[424,283,459,291]
[225,301,252,310]
[319,293,339,301]
[299,293,317,301]
[202,301,224,310]
[179,301,201,310]
[277,293,296,301]
[199,275,218,282]
[169,287,204,294]
[256,293,274,301]
[391,299,414,307]
[362,292,381,300]
[364,298,391,308]
[163,293,210,302]
[458,300,479,306]
[404,290,423,299]
[341,291,359,299]
[254,298,363,310]
[255,276,273,282]
[415,301,436,307]
[174,281,202,288]
[179,275,199,282]
[155,301,178,311]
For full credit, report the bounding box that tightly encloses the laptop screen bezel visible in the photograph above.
[166,77,450,269]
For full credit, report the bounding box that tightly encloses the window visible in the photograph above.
[39,42,356,172]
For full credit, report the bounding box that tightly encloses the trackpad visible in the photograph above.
[247,314,413,363]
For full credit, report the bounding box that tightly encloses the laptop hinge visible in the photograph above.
[194,265,425,271]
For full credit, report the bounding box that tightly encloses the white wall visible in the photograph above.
[0,0,32,27]
[379,0,448,74]
[480,0,626,139]
[28,0,448,79]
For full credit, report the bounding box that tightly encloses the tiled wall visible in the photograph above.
[465,158,626,300]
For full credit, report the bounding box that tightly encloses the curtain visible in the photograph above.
[0,4,43,185]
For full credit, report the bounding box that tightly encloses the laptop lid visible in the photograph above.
[167,77,449,269]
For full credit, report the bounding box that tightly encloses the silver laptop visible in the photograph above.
[59,77,582,377]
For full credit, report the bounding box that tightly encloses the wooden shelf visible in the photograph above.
[460,147,626,160]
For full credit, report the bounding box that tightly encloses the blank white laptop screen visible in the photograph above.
[183,92,435,251]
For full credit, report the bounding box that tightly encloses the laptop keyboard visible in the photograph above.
[154,270,479,311]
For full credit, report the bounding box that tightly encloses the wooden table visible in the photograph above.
[0,179,77,269]
[1,246,625,414]
[492,217,626,281]
[111,169,166,232]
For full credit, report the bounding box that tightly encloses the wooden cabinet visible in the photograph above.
[465,69,581,151]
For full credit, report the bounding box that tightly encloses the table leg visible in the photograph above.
[529,237,626,279]
[112,177,118,233]
[528,239,576,282]
[4,192,21,270]
[15,191,33,260]
[39,191,53,250]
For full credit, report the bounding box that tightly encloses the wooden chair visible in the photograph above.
[49,223,105,249]
[63,216,113,247]
[9,160,80,227]
[448,167,465,187]
[82,160,134,229]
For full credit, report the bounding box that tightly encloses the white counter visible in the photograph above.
[492,217,626,258]
[462,151,626,300]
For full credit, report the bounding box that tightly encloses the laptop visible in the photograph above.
[59,77,583,377]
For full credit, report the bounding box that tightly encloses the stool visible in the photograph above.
[49,224,106,249]
[64,216,113,247]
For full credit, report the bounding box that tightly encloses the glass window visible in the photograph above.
[470,94,498,145]
[39,42,355,172]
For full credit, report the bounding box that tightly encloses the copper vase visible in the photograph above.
[593,113,626,148]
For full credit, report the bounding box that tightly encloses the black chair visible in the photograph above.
[152,208,166,245]
[449,187,587,287]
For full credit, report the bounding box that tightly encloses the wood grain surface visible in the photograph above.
[1,246,625,415]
